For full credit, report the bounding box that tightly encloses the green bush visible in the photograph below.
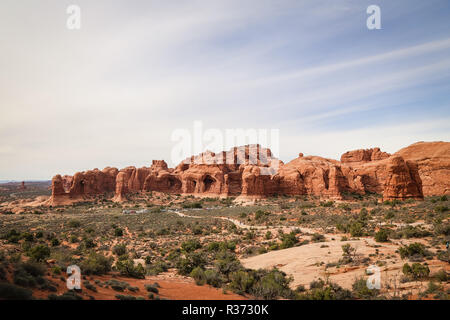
[351,277,379,299]
[349,222,364,237]
[114,228,123,237]
[112,244,127,256]
[80,252,112,275]
[115,259,146,279]
[176,252,207,276]
[402,263,430,279]
[182,202,202,209]
[48,291,83,300]
[0,283,33,300]
[68,220,81,228]
[434,205,448,213]
[311,233,325,243]
[375,229,389,242]
[432,269,448,282]
[398,243,426,259]
[190,267,206,285]
[145,284,159,294]
[13,262,46,288]
[205,270,222,288]
[255,210,269,220]
[280,232,298,249]
[181,239,202,253]
[250,269,293,300]
[297,280,352,300]
[28,245,50,262]
[229,270,255,294]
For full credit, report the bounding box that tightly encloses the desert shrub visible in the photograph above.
[393,226,432,239]
[5,229,21,243]
[147,260,169,276]
[432,269,448,282]
[437,251,449,263]
[176,252,207,276]
[68,220,81,228]
[398,243,427,260]
[433,222,450,236]
[80,252,112,275]
[402,263,430,280]
[13,262,46,288]
[280,232,298,249]
[0,283,33,300]
[255,210,269,220]
[311,233,325,243]
[115,294,144,300]
[434,205,448,213]
[205,270,222,288]
[114,228,123,237]
[375,229,389,242]
[351,277,379,299]
[297,280,352,300]
[82,238,96,249]
[51,238,60,247]
[115,259,146,279]
[181,239,202,253]
[84,282,97,292]
[48,291,83,300]
[52,266,62,275]
[214,251,241,277]
[192,225,203,235]
[21,232,34,242]
[320,201,334,207]
[250,269,294,300]
[229,270,255,294]
[182,202,202,209]
[349,222,364,237]
[28,244,50,262]
[190,267,206,285]
[145,284,159,294]
[112,244,127,256]
[207,241,236,252]
[340,243,356,264]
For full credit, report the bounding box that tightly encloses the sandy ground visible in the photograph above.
[241,236,449,295]
[32,272,247,300]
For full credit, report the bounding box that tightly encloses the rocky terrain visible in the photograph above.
[49,141,449,206]
[0,140,448,301]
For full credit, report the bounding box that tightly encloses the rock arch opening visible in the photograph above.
[203,175,215,192]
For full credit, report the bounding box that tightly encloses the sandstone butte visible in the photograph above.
[48,141,450,206]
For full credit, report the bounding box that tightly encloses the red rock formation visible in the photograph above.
[341,148,390,163]
[19,181,26,190]
[395,141,450,195]
[49,167,118,205]
[49,142,450,205]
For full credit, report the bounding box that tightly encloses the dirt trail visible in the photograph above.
[168,209,317,233]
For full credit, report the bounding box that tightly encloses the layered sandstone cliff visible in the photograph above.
[48,141,450,205]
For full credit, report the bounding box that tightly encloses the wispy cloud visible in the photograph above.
[0,0,449,179]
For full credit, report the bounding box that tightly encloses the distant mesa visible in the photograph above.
[48,141,450,206]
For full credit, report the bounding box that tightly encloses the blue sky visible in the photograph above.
[0,0,449,179]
